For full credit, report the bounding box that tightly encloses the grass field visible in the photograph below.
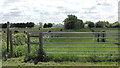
[2,58,118,66]
[1,28,120,66]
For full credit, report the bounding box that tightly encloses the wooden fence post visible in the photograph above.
[10,31,13,57]
[39,33,43,51]
[27,33,30,53]
[7,22,10,52]
[101,31,106,42]
[96,32,100,42]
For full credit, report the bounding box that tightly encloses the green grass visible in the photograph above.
[2,58,118,66]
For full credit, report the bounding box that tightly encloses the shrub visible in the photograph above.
[13,45,27,57]
[12,33,27,45]
[24,45,47,64]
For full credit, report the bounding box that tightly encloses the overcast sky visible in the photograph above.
[0,0,119,24]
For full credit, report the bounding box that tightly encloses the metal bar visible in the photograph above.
[43,32,120,34]
[46,53,120,55]
[77,56,119,57]
[29,35,39,37]
[46,50,120,51]
[44,42,119,44]
[44,37,120,39]
[43,46,120,48]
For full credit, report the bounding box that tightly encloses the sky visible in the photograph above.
[0,0,119,24]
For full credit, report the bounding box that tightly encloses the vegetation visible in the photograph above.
[64,15,84,30]
[43,23,53,28]
[85,21,94,28]
[1,22,35,28]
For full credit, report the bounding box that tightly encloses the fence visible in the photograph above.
[4,22,119,57]
[27,32,120,57]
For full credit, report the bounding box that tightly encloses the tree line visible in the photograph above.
[1,22,35,28]
[1,15,120,29]
[64,15,120,30]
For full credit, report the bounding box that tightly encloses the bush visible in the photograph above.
[12,33,27,45]
[23,45,47,64]
[13,45,27,57]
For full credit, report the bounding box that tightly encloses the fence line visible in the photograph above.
[43,32,120,34]
[43,37,120,39]
[46,53,120,55]
[43,46,119,48]
[44,42,119,44]
[6,31,119,57]
[5,22,119,58]
[46,50,120,52]
[27,32,119,55]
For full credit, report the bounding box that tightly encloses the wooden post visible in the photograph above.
[101,31,106,42]
[7,22,10,52]
[10,31,13,57]
[39,33,43,51]
[27,33,30,53]
[97,32,100,42]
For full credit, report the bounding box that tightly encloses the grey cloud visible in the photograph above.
[107,16,114,19]
[10,8,19,11]
[3,11,22,17]
[96,1,111,6]
[63,11,79,14]
[96,0,111,6]
[4,0,22,4]
[83,11,97,14]
[0,11,22,22]
[83,6,96,10]
[82,6,97,14]
[57,6,65,9]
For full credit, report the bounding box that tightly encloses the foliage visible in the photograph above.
[95,21,110,28]
[64,15,84,30]
[2,41,7,59]
[13,45,27,57]
[110,21,120,28]
[1,22,35,28]
[12,33,27,45]
[1,23,7,28]
[85,21,95,28]
[24,47,47,64]
[43,23,53,28]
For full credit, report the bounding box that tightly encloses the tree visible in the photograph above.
[63,15,84,30]
[26,22,35,28]
[43,23,48,28]
[2,23,7,28]
[111,21,120,28]
[85,21,94,28]
[47,23,53,28]
[43,23,53,28]
[95,21,110,28]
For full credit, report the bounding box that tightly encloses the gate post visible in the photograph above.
[39,32,43,52]
[101,31,106,42]
[96,32,100,42]
[7,22,10,52]
[27,33,30,53]
[10,31,13,57]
